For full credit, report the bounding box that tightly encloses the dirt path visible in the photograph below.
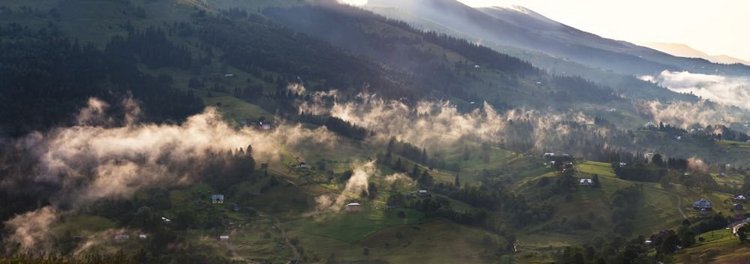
[253,209,301,263]
[655,189,687,219]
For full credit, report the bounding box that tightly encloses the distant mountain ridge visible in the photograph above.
[364,0,750,77]
[641,42,750,66]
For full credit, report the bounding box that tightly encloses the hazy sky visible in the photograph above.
[342,0,748,60]
[456,0,750,61]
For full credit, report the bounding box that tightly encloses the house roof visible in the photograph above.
[346,202,361,206]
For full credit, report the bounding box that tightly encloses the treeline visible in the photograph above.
[298,113,370,140]
[105,26,193,70]
[556,213,731,264]
[0,23,202,136]
[610,185,642,235]
[194,10,417,101]
[430,183,555,228]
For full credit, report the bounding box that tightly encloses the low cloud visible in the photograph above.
[638,100,746,128]
[4,206,58,252]
[3,97,339,251]
[640,70,750,110]
[687,157,708,173]
[315,161,377,213]
[302,93,604,152]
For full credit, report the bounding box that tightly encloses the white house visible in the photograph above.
[219,235,230,241]
[579,179,593,186]
[346,202,361,212]
[211,194,225,204]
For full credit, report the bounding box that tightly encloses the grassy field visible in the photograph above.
[674,229,750,263]
[203,96,272,122]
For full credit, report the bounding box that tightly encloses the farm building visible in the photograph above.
[692,198,712,211]
[345,202,361,212]
[211,194,225,204]
[579,179,593,186]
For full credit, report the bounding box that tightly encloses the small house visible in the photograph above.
[138,234,148,239]
[224,73,235,78]
[345,202,361,212]
[161,216,171,223]
[113,233,130,242]
[258,121,272,130]
[579,178,593,186]
[297,162,311,170]
[417,190,430,197]
[693,198,712,211]
[211,194,225,204]
[733,195,747,202]
[619,162,627,167]
[219,235,229,241]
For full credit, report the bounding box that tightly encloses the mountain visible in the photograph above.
[364,0,750,77]
[4,1,750,263]
[641,42,750,66]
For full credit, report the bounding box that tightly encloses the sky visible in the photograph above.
[341,0,750,61]
[455,0,750,61]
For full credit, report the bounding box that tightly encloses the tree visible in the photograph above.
[418,170,434,188]
[677,225,695,247]
[739,226,749,242]
[652,154,665,167]
[592,174,601,188]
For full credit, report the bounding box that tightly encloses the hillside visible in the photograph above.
[2,1,750,264]
[365,0,750,78]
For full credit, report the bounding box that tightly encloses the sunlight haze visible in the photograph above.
[457,0,750,61]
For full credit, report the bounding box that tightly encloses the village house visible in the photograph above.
[219,235,230,241]
[211,194,225,204]
[113,233,130,242]
[346,202,361,212]
[733,194,747,202]
[693,198,712,211]
[417,190,430,197]
[579,178,593,186]
[732,219,750,236]
[297,162,311,170]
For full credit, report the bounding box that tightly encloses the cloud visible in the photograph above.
[315,160,377,213]
[687,157,708,173]
[4,206,58,251]
[3,97,339,252]
[302,93,604,152]
[638,100,746,128]
[640,70,750,110]
[384,173,412,184]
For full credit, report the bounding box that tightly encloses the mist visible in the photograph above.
[638,100,747,128]
[2,98,339,251]
[640,70,750,110]
[301,92,609,153]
